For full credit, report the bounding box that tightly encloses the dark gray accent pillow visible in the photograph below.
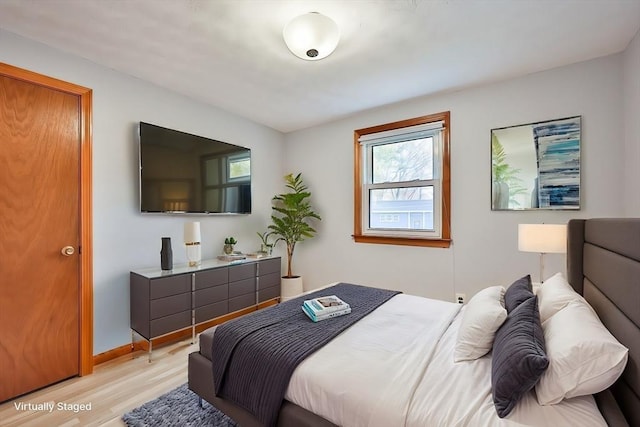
[504,274,533,313]
[491,296,548,418]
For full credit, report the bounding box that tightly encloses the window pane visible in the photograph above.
[229,158,250,179]
[204,158,220,185]
[372,137,433,183]
[369,186,434,230]
[204,188,221,211]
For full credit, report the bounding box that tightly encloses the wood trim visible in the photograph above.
[0,62,94,375]
[0,62,90,94]
[440,111,451,243]
[355,113,447,136]
[352,235,451,248]
[354,130,363,243]
[94,298,280,365]
[79,86,93,376]
[93,343,136,366]
[257,298,279,310]
[353,111,451,248]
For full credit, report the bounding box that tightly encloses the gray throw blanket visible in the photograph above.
[211,283,401,427]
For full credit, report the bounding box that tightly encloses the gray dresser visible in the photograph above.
[130,256,280,360]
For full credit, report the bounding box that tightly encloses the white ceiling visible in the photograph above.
[0,0,638,133]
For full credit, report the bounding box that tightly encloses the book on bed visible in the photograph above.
[302,304,351,322]
[304,295,350,314]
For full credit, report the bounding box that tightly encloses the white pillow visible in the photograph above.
[454,286,507,362]
[537,272,584,322]
[536,300,628,405]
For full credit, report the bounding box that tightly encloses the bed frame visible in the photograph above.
[188,217,639,427]
[567,218,639,427]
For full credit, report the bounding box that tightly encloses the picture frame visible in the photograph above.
[491,116,581,210]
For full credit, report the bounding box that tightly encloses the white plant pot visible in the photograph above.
[280,276,303,302]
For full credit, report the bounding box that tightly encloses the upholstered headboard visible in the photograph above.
[566,218,640,427]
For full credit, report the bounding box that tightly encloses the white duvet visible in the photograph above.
[285,294,607,427]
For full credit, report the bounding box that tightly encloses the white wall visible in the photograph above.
[623,29,640,215]
[284,54,626,302]
[0,30,286,354]
[1,26,634,354]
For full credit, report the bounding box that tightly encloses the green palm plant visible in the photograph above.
[268,173,321,278]
[492,134,527,207]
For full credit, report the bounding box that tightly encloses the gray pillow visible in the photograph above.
[504,274,533,313]
[492,296,548,418]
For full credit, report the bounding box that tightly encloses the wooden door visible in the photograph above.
[0,64,93,402]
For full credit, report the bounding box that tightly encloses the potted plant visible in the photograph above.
[256,231,273,255]
[492,134,527,209]
[223,237,237,255]
[269,173,321,299]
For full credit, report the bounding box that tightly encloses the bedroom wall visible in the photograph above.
[623,29,640,216]
[0,30,286,354]
[1,27,634,354]
[284,53,626,302]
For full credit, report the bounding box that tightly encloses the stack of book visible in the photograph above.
[302,295,351,322]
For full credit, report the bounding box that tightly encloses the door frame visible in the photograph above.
[0,62,94,375]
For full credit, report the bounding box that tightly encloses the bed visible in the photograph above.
[188,217,640,426]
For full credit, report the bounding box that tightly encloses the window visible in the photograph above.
[227,153,251,181]
[353,111,451,247]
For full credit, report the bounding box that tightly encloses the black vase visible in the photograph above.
[160,237,173,270]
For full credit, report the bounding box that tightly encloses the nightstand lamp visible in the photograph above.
[518,223,567,283]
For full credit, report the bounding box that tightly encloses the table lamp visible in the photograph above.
[518,223,567,283]
[184,222,201,267]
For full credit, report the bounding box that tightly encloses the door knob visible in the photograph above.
[61,246,75,256]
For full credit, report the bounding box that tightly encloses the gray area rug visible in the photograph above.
[122,383,237,427]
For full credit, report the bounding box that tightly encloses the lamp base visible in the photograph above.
[186,242,201,267]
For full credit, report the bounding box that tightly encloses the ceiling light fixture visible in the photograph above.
[283,12,340,61]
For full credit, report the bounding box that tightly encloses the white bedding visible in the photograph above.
[285,294,607,427]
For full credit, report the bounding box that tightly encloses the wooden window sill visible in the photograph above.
[352,234,451,248]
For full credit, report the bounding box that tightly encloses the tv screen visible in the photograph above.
[138,122,251,214]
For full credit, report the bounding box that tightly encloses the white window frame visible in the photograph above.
[226,152,251,182]
[353,112,451,248]
[362,130,442,239]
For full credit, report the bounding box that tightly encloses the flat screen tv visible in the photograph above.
[138,122,251,214]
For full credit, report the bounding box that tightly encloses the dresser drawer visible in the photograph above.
[229,293,255,312]
[195,283,228,308]
[195,301,228,324]
[150,292,191,319]
[257,258,280,276]
[150,311,191,338]
[195,268,228,290]
[150,274,191,299]
[257,272,280,289]
[229,263,255,282]
[258,284,280,303]
[229,277,255,298]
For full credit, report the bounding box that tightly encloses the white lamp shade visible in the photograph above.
[283,12,340,60]
[518,224,567,253]
[184,222,201,243]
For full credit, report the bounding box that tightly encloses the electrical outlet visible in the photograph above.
[455,293,466,304]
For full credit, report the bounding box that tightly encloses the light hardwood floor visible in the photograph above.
[0,338,198,427]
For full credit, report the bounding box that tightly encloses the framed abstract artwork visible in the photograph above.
[491,116,581,210]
